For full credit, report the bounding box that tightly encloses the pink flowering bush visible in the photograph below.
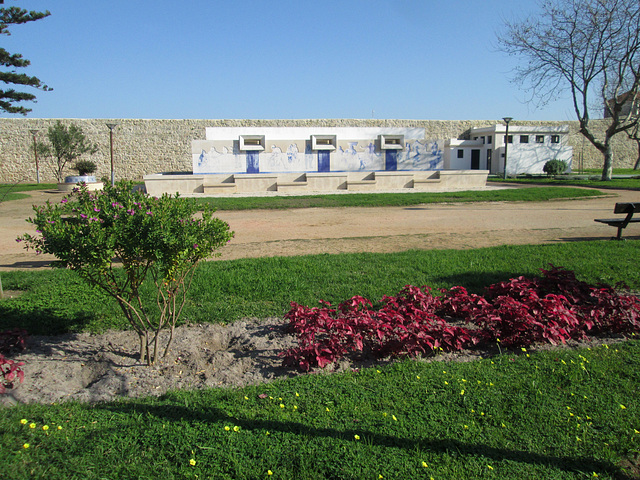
[281,266,640,371]
[19,181,233,365]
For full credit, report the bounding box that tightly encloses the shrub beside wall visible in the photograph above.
[0,118,636,183]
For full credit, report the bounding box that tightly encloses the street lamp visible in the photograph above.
[106,123,117,186]
[29,129,40,184]
[502,117,513,179]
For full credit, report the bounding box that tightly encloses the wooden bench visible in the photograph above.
[594,202,640,239]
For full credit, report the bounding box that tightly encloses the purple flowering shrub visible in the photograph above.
[19,181,233,365]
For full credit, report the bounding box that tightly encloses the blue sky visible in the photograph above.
[1,0,579,121]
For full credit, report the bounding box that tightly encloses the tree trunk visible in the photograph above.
[600,145,614,181]
[634,141,640,170]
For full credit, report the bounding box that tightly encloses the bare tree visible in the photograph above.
[498,0,640,180]
[620,94,640,169]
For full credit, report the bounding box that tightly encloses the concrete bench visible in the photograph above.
[594,202,640,239]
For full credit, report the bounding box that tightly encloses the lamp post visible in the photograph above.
[502,117,513,179]
[29,129,40,184]
[106,123,117,186]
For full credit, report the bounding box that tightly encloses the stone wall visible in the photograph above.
[0,118,637,183]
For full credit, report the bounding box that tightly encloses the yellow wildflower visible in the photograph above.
[354,434,360,440]
[20,419,28,425]
[233,426,240,432]
[392,415,398,421]
[42,425,49,431]
[224,426,230,431]
[422,461,428,468]
[23,443,30,449]
[29,423,36,429]
[267,470,273,476]
[189,459,196,466]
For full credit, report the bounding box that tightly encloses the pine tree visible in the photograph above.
[0,3,51,115]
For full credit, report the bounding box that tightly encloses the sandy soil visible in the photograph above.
[1,186,639,406]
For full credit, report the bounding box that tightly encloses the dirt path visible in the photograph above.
[1,186,639,270]
[1,186,639,406]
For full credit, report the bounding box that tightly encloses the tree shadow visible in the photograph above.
[0,305,97,336]
[98,400,633,479]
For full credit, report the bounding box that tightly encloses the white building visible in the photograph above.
[444,125,573,176]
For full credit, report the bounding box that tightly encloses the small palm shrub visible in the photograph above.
[73,160,97,176]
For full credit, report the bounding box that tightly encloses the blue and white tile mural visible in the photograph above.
[192,127,443,174]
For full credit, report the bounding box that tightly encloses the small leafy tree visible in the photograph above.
[36,121,98,183]
[19,181,234,365]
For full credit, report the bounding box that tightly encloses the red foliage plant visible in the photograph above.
[280,266,640,371]
[0,328,27,394]
[0,355,24,394]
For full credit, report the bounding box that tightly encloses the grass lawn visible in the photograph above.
[0,183,58,203]
[198,186,606,211]
[1,191,640,479]
[2,241,639,336]
[2,338,638,479]
[490,172,640,191]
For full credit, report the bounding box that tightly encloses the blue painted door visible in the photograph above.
[318,151,330,172]
[247,151,259,173]
[385,150,398,171]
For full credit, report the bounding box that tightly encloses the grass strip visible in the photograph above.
[2,339,638,479]
[197,186,605,211]
[0,184,58,203]
[491,176,640,191]
[1,240,639,335]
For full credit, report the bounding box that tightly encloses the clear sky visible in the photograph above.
[1,0,579,121]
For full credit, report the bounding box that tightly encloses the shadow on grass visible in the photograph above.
[0,260,56,270]
[100,400,633,479]
[561,235,640,243]
[0,305,97,335]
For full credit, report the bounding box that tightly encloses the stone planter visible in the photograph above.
[58,175,104,192]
